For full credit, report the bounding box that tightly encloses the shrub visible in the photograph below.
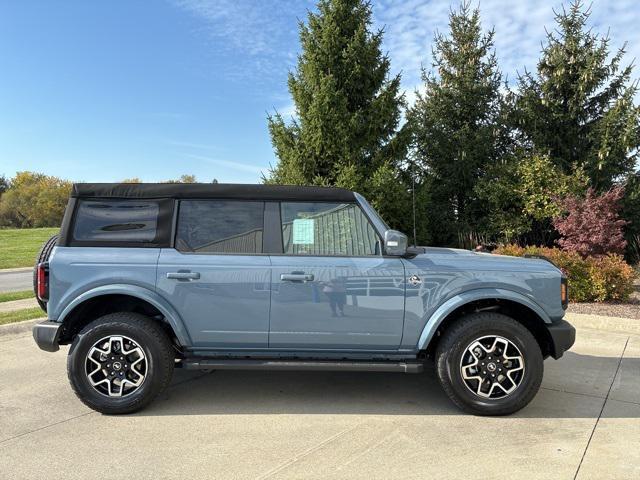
[494,245,636,302]
[553,187,627,257]
[589,255,636,302]
[474,154,588,245]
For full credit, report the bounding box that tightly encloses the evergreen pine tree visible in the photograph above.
[266,0,411,230]
[515,1,640,190]
[408,2,507,246]
[621,170,640,263]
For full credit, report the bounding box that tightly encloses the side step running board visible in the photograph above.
[180,359,424,373]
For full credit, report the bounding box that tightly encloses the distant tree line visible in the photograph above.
[0,172,71,228]
[266,0,640,263]
[0,172,206,228]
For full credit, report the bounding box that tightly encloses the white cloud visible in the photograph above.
[172,0,311,80]
[174,0,279,55]
[166,140,225,151]
[373,0,640,94]
[184,153,268,174]
[172,0,640,105]
[274,101,297,119]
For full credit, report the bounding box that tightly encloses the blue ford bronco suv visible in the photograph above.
[33,183,575,415]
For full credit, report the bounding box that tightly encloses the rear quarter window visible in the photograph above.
[72,200,161,243]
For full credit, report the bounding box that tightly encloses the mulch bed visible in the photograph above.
[567,279,640,319]
[568,301,640,319]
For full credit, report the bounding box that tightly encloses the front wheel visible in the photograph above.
[67,312,174,414]
[435,312,543,416]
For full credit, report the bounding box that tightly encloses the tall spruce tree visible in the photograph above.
[408,3,507,246]
[515,1,640,190]
[622,170,640,263]
[266,0,411,230]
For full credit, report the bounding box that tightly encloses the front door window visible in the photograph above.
[280,202,380,256]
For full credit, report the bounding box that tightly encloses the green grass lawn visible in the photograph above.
[0,290,34,303]
[0,307,44,325]
[0,228,59,269]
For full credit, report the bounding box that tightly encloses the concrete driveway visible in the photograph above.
[1,316,638,480]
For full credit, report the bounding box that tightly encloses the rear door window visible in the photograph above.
[73,200,160,242]
[176,200,264,254]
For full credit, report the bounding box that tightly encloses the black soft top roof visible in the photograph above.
[71,183,356,202]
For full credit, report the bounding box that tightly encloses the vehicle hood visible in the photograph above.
[406,247,561,274]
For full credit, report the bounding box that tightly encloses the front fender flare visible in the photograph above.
[56,284,192,346]
[417,288,551,350]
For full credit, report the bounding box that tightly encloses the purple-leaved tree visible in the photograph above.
[554,187,628,257]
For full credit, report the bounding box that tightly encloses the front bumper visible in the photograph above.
[33,321,61,352]
[547,319,576,359]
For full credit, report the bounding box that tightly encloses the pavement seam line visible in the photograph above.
[540,386,606,400]
[336,429,400,471]
[0,267,32,273]
[0,334,35,343]
[1,370,213,445]
[167,370,214,390]
[572,336,630,480]
[0,329,41,343]
[0,411,96,445]
[576,325,640,338]
[540,386,640,405]
[254,423,362,480]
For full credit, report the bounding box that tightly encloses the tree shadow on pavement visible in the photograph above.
[136,352,639,419]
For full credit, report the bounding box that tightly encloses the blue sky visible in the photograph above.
[1,0,638,183]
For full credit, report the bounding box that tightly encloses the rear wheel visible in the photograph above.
[435,312,543,416]
[67,312,174,414]
[33,233,58,312]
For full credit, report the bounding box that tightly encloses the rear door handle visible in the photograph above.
[280,273,314,282]
[166,271,200,281]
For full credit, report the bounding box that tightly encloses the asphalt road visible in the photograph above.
[0,316,638,480]
[0,268,32,293]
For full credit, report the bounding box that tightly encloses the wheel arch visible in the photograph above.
[56,285,191,347]
[417,289,555,358]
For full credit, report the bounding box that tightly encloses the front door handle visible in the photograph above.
[281,273,314,282]
[166,271,201,281]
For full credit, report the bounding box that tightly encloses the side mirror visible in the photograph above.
[384,229,408,256]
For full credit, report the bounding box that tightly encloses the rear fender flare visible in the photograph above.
[57,284,192,346]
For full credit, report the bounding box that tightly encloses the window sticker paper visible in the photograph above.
[292,218,314,244]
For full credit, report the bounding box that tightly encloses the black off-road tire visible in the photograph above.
[33,233,59,311]
[435,312,543,416]
[67,312,174,414]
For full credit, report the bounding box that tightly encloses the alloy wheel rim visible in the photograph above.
[459,335,525,399]
[85,335,147,397]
